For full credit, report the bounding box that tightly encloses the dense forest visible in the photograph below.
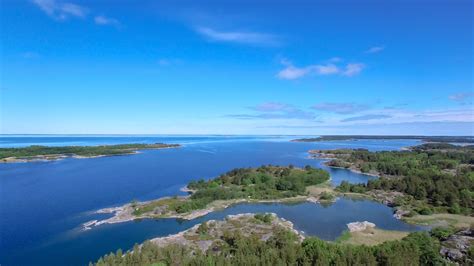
[133,165,330,215]
[293,135,474,143]
[0,143,179,160]
[94,229,451,265]
[328,144,473,215]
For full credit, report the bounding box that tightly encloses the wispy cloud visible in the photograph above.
[195,27,279,45]
[341,63,365,76]
[365,46,384,54]
[94,15,120,27]
[277,65,313,80]
[449,92,473,105]
[227,102,316,120]
[277,59,364,80]
[312,102,371,114]
[341,114,391,122]
[32,0,87,20]
[250,102,289,112]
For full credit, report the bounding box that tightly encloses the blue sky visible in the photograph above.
[1,0,473,135]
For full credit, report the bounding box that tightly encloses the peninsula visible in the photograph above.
[85,165,331,228]
[0,143,180,163]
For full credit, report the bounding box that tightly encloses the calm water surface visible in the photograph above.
[0,135,422,265]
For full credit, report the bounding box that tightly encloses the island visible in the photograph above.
[0,143,180,163]
[292,135,474,144]
[310,143,473,229]
[84,165,332,228]
[93,212,468,265]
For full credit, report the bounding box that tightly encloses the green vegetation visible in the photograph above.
[133,165,330,216]
[94,230,446,265]
[338,228,410,246]
[319,191,335,201]
[196,222,209,235]
[0,143,180,161]
[293,135,474,143]
[430,226,456,240]
[254,213,273,224]
[327,146,473,215]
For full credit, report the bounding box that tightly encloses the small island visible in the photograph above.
[85,165,332,228]
[0,143,180,163]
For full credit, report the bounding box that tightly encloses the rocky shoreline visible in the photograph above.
[82,188,334,230]
[145,213,305,253]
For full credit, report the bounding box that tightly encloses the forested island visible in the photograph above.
[0,143,180,163]
[94,212,472,265]
[85,165,331,228]
[293,135,474,143]
[311,143,473,221]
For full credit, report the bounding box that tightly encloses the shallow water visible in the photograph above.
[0,135,422,265]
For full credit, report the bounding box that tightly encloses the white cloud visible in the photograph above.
[227,102,317,120]
[94,15,120,26]
[341,114,391,122]
[251,102,290,112]
[449,92,473,105]
[195,27,279,45]
[314,64,340,75]
[277,65,312,80]
[32,0,87,20]
[365,46,384,54]
[312,102,371,114]
[277,59,363,80]
[342,63,365,77]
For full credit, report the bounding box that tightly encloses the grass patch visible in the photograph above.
[339,228,409,246]
[335,230,351,243]
[403,213,474,229]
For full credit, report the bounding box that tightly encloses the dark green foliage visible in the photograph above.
[0,143,179,160]
[254,213,273,224]
[334,147,473,214]
[319,191,335,200]
[430,227,456,240]
[94,231,444,266]
[181,165,329,213]
[135,165,330,216]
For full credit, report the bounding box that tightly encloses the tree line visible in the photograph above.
[94,228,449,265]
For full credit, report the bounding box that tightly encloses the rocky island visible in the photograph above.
[0,143,180,163]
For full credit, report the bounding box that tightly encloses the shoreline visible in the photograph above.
[82,188,334,230]
[0,144,180,163]
[309,150,380,178]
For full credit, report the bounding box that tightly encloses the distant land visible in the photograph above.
[292,135,474,143]
[0,143,180,163]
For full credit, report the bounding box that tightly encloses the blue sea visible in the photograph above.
[0,135,423,265]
